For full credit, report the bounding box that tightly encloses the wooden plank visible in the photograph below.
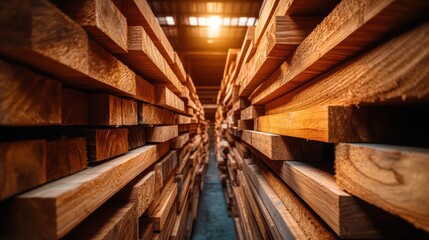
[3,142,169,239]
[170,194,190,240]
[240,16,320,96]
[0,140,47,200]
[121,99,138,125]
[149,181,178,231]
[170,133,190,149]
[0,59,61,126]
[145,125,178,143]
[155,86,185,113]
[62,88,88,126]
[154,151,178,191]
[243,163,306,240]
[54,0,127,54]
[177,169,193,212]
[233,27,254,81]
[233,184,263,239]
[232,98,250,112]
[127,125,145,150]
[138,103,176,125]
[237,119,253,131]
[253,0,280,47]
[335,143,429,231]
[0,0,136,97]
[241,130,322,161]
[257,105,429,144]
[124,26,182,94]
[139,222,153,240]
[234,217,245,240]
[176,114,192,124]
[241,105,264,120]
[251,0,429,104]
[63,203,138,240]
[121,0,175,64]
[171,52,187,83]
[46,137,87,181]
[158,203,178,240]
[136,75,155,104]
[89,93,122,126]
[117,171,156,216]
[255,158,336,240]
[261,158,423,238]
[68,128,128,162]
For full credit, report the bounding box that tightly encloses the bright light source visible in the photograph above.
[222,17,230,26]
[247,17,255,26]
[189,16,198,26]
[207,16,221,29]
[165,16,175,25]
[238,17,247,26]
[157,17,166,25]
[207,39,214,44]
[231,17,238,26]
[198,16,206,26]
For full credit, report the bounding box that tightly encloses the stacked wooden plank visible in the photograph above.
[216,0,429,239]
[0,1,208,239]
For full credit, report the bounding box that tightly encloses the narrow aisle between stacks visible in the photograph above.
[192,147,236,240]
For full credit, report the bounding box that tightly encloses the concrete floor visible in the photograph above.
[191,148,236,240]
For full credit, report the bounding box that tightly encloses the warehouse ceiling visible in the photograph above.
[147,0,263,119]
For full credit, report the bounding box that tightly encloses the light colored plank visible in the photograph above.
[121,99,138,125]
[145,125,179,143]
[55,0,127,53]
[136,75,155,104]
[0,59,61,126]
[4,142,169,239]
[240,105,264,120]
[154,151,178,191]
[336,143,429,231]
[251,0,429,104]
[155,86,185,113]
[148,181,178,231]
[138,103,176,125]
[170,133,190,149]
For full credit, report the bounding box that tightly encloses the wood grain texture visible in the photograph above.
[170,133,190,149]
[154,151,178,190]
[69,128,128,162]
[117,171,155,216]
[241,130,322,161]
[243,162,306,239]
[63,203,138,240]
[171,52,187,83]
[121,98,138,125]
[255,159,336,240]
[335,143,429,231]
[237,120,253,131]
[155,86,185,113]
[149,181,178,231]
[127,125,145,150]
[136,75,155,104]
[54,0,128,53]
[261,158,422,238]
[46,137,87,181]
[4,142,169,239]
[266,22,429,114]
[125,26,182,94]
[0,59,62,126]
[139,222,153,240]
[121,0,175,64]
[241,105,264,120]
[62,87,88,126]
[145,125,178,143]
[0,140,46,200]
[89,93,122,126]
[138,103,176,125]
[251,0,429,104]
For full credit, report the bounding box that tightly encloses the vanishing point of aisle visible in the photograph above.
[192,147,236,240]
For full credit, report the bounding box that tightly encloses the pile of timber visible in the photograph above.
[216,0,429,239]
[0,1,209,239]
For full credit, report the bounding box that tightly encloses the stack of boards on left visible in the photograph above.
[0,1,209,239]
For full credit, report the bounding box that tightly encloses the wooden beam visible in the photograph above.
[3,142,169,239]
[145,125,179,143]
[241,105,264,120]
[261,158,423,238]
[135,75,155,104]
[148,181,178,231]
[138,103,176,125]
[54,0,127,54]
[155,86,185,113]
[335,143,429,231]
[89,94,122,126]
[241,130,322,161]
[170,133,190,149]
[251,0,429,104]
[127,125,145,150]
[68,128,128,162]
[63,203,138,239]
[62,88,88,126]
[154,151,178,191]
[121,99,138,126]
[171,52,187,83]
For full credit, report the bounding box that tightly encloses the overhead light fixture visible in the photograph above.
[238,17,247,26]
[247,17,255,26]
[222,17,230,26]
[231,17,238,26]
[198,16,206,26]
[165,16,175,26]
[207,16,221,29]
[189,16,198,26]
[157,16,166,25]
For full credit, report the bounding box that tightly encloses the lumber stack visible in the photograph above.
[216,0,429,239]
[0,1,208,239]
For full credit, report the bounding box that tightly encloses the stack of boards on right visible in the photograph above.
[215,0,429,239]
